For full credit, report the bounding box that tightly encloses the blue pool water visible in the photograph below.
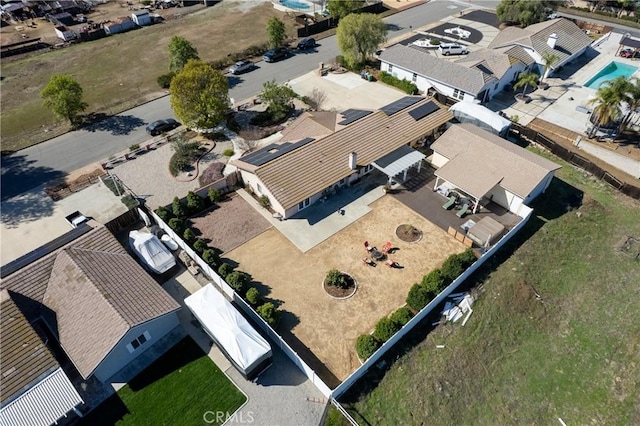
[280,0,310,9]
[584,61,638,89]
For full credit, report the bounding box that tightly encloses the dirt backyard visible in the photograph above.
[0,0,296,152]
[225,195,466,387]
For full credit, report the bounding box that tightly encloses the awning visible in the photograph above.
[0,368,83,426]
[372,145,426,179]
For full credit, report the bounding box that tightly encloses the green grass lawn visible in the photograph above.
[83,337,246,426]
[332,150,640,425]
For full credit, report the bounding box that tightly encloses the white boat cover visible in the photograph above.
[185,284,272,377]
[449,102,511,137]
[129,230,176,274]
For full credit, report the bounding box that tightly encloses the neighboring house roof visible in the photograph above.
[0,368,83,426]
[432,123,560,199]
[379,44,496,95]
[0,290,58,404]
[280,111,337,141]
[1,226,180,379]
[488,18,592,64]
[455,47,532,80]
[252,97,452,210]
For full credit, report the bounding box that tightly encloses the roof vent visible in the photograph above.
[547,33,558,49]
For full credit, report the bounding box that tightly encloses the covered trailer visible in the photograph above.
[185,284,272,380]
[449,102,511,138]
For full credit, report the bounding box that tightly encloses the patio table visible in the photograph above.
[371,249,385,261]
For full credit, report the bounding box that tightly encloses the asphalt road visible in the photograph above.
[1,0,497,200]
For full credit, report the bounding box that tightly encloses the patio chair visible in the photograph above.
[443,195,457,210]
[382,241,392,254]
[364,241,374,252]
[385,259,398,268]
[456,203,469,218]
[362,257,375,267]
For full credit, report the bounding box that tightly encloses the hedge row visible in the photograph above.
[377,71,418,95]
[355,249,477,360]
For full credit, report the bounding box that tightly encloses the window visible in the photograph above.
[298,198,310,211]
[256,183,262,194]
[412,73,417,83]
[126,331,151,353]
[452,89,465,100]
[388,64,393,73]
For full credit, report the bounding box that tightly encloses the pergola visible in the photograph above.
[617,34,640,57]
[372,145,426,185]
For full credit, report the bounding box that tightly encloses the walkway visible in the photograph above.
[161,269,326,426]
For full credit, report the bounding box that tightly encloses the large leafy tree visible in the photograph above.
[170,60,229,131]
[168,36,199,73]
[496,0,562,27]
[258,79,297,116]
[326,0,364,20]
[336,13,387,68]
[266,17,286,49]
[40,74,88,125]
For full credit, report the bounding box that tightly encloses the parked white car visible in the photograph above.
[439,43,469,56]
[129,230,176,274]
[444,26,471,39]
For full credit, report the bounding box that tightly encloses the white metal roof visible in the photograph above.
[372,145,426,178]
[0,368,83,426]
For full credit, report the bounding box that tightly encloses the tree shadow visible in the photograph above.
[82,113,146,135]
[227,75,244,89]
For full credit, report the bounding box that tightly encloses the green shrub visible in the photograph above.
[458,248,477,267]
[193,238,208,253]
[325,269,348,289]
[259,195,271,208]
[440,250,475,284]
[223,148,234,157]
[390,307,414,327]
[172,197,187,218]
[168,218,185,234]
[129,143,140,151]
[186,191,205,213]
[335,55,345,67]
[218,262,234,278]
[154,206,173,222]
[257,302,280,327]
[245,287,262,306]
[377,71,418,95]
[157,71,176,89]
[226,271,250,295]
[208,188,221,203]
[356,334,381,360]
[429,38,441,45]
[406,283,432,312]
[202,249,219,267]
[373,317,401,342]
[421,269,446,296]
[183,228,196,244]
[141,0,151,5]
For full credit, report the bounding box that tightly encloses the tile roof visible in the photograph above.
[488,18,592,64]
[1,226,180,379]
[0,290,58,404]
[431,123,561,199]
[255,97,452,210]
[455,48,530,79]
[379,44,496,94]
[280,111,338,141]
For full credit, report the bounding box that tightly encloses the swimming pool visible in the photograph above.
[279,0,310,9]
[584,61,638,89]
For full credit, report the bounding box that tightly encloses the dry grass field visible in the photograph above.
[0,1,297,152]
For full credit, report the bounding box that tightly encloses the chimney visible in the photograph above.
[349,152,357,170]
[547,33,558,49]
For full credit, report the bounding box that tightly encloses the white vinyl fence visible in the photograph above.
[332,205,533,398]
[149,209,333,397]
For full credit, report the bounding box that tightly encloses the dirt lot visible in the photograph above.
[0,0,297,152]
[189,194,271,254]
[225,195,466,386]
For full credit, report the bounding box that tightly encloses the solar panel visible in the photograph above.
[408,101,439,121]
[380,96,423,116]
[338,109,373,125]
[240,137,315,166]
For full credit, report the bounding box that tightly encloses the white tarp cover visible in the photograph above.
[449,102,511,137]
[185,284,272,377]
[128,230,176,274]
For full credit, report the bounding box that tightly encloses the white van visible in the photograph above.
[439,43,469,56]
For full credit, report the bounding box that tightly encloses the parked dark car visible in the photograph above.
[146,118,180,136]
[297,37,315,50]
[620,48,639,58]
[263,47,289,63]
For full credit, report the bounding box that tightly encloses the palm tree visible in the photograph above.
[541,51,559,83]
[587,82,625,138]
[513,72,539,100]
[621,78,640,132]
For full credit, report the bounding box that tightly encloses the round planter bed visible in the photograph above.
[395,224,423,243]
[323,272,357,300]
